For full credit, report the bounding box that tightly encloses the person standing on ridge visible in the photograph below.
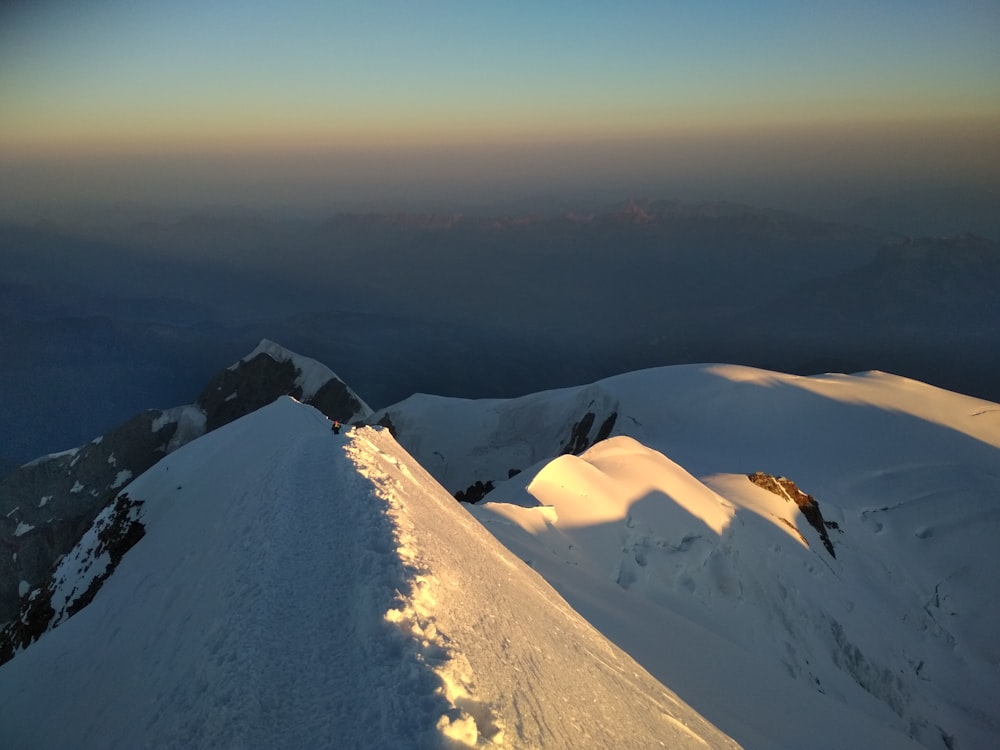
[332,420,341,434]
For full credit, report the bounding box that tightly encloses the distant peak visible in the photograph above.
[236,338,298,367]
[214,339,371,424]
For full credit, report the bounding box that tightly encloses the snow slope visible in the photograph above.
[0,396,737,749]
[377,365,1000,750]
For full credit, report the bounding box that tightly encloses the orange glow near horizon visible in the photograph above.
[3,109,998,163]
[1,1,998,213]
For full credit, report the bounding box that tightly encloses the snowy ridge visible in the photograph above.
[347,425,738,748]
[0,397,736,749]
[19,446,79,470]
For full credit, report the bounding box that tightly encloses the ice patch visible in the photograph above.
[14,522,34,537]
[110,470,133,490]
[21,447,79,468]
[70,481,84,494]
[152,405,208,453]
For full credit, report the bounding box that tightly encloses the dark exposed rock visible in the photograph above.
[563,412,596,455]
[455,480,495,504]
[310,378,367,423]
[375,413,397,436]
[595,412,618,443]
[65,493,146,619]
[198,354,301,431]
[0,493,144,666]
[748,472,837,558]
[198,343,367,430]
[0,586,53,667]
[561,410,618,455]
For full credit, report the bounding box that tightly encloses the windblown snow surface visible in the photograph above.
[0,396,736,749]
[378,365,1000,750]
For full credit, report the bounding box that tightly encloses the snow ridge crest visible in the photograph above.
[346,427,505,747]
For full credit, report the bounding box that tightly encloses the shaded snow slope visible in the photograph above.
[0,397,737,749]
[371,380,621,496]
[378,365,1000,750]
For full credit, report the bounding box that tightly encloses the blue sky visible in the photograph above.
[1,1,998,212]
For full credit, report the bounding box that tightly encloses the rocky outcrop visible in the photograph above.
[0,493,144,665]
[747,472,839,558]
[309,377,368,424]
[454,480,495,504]
[198,354,302,431]
[561,410,617,455]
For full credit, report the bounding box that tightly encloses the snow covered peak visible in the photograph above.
[199,339,371,431]
[234,338,368,410]
[235,337,300,368]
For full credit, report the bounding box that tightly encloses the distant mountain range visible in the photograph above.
[1,199,997,475]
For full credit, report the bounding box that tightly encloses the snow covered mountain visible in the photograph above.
[373,365,1000,749]
[1,344,998,749]
[0,397,736,749]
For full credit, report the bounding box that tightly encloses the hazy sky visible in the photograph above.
[2,0,999,214]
